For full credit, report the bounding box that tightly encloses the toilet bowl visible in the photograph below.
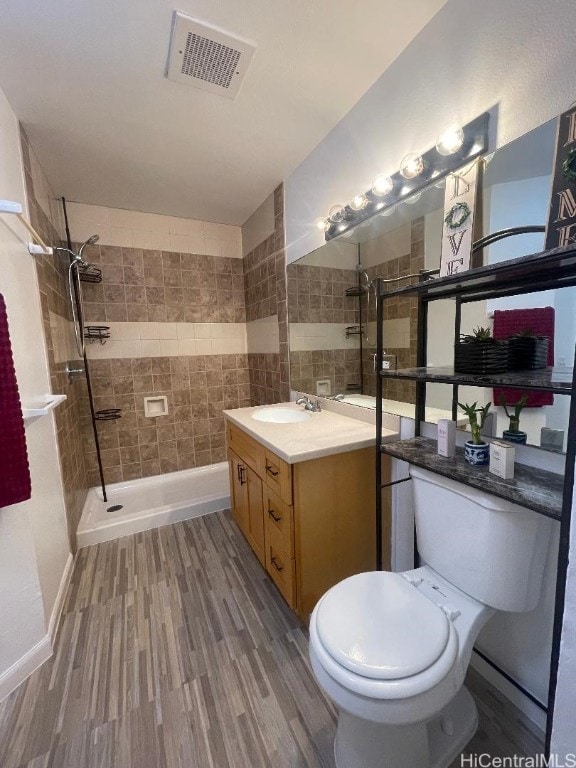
[309,567,493,768]
[309,467,553,768]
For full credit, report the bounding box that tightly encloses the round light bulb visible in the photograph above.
[399,153,424,179]
[436,124,464,156]
[372,174,394,196]
[328,205,345,223]
[315,217,329,232]
[349,194,368,211]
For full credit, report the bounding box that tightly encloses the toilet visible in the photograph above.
[309,466,553,768]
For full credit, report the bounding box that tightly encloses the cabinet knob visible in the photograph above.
[266,464,279,477]
[268,509,282,523]
[238,464,247,485]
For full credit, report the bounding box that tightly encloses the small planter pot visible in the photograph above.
[502,429,528,445]
[464,441,490,466]
[507,336,549,371]
[454,340,509,374]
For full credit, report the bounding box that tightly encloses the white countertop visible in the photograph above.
[224,402,398,464]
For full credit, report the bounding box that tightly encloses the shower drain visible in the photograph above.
[107,504,123,513]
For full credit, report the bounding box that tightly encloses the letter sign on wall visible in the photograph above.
[440,161,478,278]
[545,106,576,250]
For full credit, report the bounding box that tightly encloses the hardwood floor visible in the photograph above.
[0,511,544,767]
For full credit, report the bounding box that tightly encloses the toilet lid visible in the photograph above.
[315,572,450,680]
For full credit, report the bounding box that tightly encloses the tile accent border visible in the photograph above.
[85,322,247,359]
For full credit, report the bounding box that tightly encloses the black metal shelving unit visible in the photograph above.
[374,243,576,755]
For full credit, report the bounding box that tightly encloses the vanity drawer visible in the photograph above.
[265,521,296,607]
[264,449,292,504]
[227,423,266,478]
[264,487,294,558]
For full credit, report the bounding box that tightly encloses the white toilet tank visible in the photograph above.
[410,466,553,612]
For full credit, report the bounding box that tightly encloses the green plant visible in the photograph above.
[499,393,528,432]
[460,326,494,344]
[457,401,492,444]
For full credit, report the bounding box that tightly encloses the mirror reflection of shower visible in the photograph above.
[55,234,100,358]
[356,263,376,346]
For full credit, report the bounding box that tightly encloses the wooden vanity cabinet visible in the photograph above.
[227,421,390,621]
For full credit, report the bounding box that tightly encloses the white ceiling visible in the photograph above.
[0,0,447,225]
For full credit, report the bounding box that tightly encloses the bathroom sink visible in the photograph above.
[252,407,312,424]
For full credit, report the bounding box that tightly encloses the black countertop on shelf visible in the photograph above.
[380,366,573,394]
[381,436,564,520]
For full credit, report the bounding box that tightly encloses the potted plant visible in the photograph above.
[499,392,529,444]
[458,400,492,465]
[454,326,509,374]
[507,329,549,370]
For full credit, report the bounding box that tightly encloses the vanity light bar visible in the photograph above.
[321,112,490,241]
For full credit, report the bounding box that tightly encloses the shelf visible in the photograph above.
[380,365,573,394]
[377,244,576,302]
[23,394,67,422]
[380,437,563,520]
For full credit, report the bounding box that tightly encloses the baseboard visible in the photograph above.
[47,552,74,642]
[0,635,52,702]
[470,652,547,733]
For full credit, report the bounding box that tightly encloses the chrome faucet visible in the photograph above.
[296,396,322,412]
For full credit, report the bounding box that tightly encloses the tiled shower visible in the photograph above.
[18,125,289,549]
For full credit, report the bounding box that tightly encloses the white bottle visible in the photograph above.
[437,419,456,458]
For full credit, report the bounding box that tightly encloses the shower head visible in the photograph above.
[55,233,100,267]
[77,234,99,263]
[356,263,371,288]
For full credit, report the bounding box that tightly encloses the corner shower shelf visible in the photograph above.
[23,394,67,422]
[380,437,563,520]
[380,365,573,394]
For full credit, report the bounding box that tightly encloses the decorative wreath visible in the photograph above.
[562,147,576,184]
[444,201,472,230]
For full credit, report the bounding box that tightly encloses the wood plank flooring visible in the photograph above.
[0,511,544,767]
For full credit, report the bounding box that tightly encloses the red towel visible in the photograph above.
[493,307,555,407]
[0,295,31,507]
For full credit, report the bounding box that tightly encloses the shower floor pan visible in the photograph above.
[77,462,230,547]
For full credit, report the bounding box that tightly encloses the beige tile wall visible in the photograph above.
[81,247,246,324]
[361,217,424,402]
[20,127,91,549]
[240,183,289,405]
[67,202,242,258]
[86,354,250,484]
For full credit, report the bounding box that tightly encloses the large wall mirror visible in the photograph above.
[287,116,575,452]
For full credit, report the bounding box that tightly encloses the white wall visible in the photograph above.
[284,0,576,744]
[285,0,576,265]
[0,85,71,699]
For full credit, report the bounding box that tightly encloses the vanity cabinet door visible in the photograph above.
[245,465,265,567]
[229,449,265,567]
[229,449,249,536]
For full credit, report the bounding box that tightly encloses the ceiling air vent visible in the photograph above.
[166,12,256,99]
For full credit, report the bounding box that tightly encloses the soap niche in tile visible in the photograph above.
[144,395,168,418]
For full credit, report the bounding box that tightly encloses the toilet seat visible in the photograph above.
[310,570,460,701]
[316,571,450,680]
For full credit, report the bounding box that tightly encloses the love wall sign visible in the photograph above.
[439,161,479,277]
[546,106,576,250]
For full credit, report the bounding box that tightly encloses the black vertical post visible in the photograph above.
[452,297,462,420]
[414,294,427,435]
[62,197,108,503]
[358,247,364,394]
[375,278,384,570]
[545,341,576,755]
